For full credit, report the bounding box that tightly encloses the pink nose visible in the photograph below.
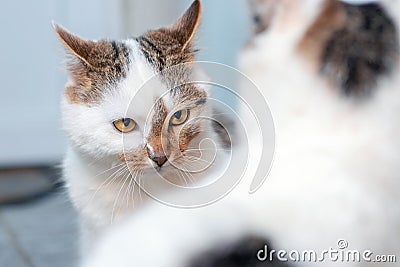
[146,144,167,167]
[151,155,168,167]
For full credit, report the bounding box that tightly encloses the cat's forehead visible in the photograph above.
[101,39,206,119]
[71,33,203,106]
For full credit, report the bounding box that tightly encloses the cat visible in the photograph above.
[82,0,400,266]
[54,0,230,251]
[234,0,400,264]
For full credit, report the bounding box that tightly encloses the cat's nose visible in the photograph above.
[146,144,167,167]
[151,155,168,168]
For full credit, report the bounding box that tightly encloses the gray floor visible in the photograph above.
[0,172,79,267]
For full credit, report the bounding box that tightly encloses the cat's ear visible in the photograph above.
[168,0,202,51]
[52,22,97,68]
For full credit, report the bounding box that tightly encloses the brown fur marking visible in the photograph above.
[54,23,130,104]
[297,0,346,70]
[146,98,170,157]
[150,98,168,138]
[119,148,148,166]
[172,84,207,107]
[179,124,201,152]
[136,0,202,94]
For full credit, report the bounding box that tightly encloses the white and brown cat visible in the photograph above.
[54,0,229,250]
[236,0,400,263]
[81,1,400,267]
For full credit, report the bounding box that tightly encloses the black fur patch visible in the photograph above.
[188,236,291,267]
[136,36,165,71]
[321,2,399,96]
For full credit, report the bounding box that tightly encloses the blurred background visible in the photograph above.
[0,0,250,266]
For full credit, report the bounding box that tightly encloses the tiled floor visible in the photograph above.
[0,168,79,267]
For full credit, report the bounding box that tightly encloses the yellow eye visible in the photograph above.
[113,118,136,133]
[170,109,190,126]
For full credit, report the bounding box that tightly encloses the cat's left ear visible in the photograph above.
[168,0,202,51]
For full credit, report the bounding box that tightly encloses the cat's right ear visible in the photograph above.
[168,0,202,51]
[52,21,97,68]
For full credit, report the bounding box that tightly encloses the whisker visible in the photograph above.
[135,171,144,202]
[176,169,189,186]
[85,164,127,210]
[179,167,195,184]
[93,162,126,178]
[184,155,215,165]
[185,148,231,152]
[125,171,135,208]
[111,170,131,224]
[211,112,233,116]
[105,166,129,188]
[181,160,204,181]
[125,168,140,209]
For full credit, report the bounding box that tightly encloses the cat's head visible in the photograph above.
[248,0,399,96]
[55,0,215,174]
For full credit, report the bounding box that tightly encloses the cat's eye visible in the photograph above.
[113,118,136,133]
[170,109,190,126]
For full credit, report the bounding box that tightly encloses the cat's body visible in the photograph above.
[56,0,229,249]
[236,0,400,259]
[65,0,400,266]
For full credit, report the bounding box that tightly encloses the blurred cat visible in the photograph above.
[234,0,400,264]
[54,0,230,251]
[81,0,400,266]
